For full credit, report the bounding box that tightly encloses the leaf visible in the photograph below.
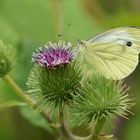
[13,38,37,89]
[0,100,26,109]
[20,106,54,134]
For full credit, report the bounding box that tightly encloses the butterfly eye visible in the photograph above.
[126,41,132,47]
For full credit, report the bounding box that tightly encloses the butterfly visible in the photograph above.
[79,27,140,80]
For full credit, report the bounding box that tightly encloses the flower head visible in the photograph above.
[32,41,76,68]
[27,41,82,114]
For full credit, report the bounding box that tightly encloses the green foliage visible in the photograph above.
[62,0,101,42]
[71,74,134,127]
[123,116,140,140]
[20,106,53,134]
[0,40,16,78]
[0,100,26,109]
[0,0,139,140]
[27,63,83,113]
[14,38,37,89]
[0,0,56,43]
[0,16,19,43]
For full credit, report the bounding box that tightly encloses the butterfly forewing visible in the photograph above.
[81,27,140,80]
[87,27,140,52]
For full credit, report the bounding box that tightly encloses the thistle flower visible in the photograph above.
[71,74,134,127]
[32,41,76,68]
[0,40,16,78]
[27,41,82,114]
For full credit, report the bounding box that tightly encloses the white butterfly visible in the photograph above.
[79,27,140,80]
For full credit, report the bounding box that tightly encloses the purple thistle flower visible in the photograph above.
[32,41,77,68]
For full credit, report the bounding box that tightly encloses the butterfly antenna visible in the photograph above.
[66,23,86,45]
[57,33,74,38]
[57,23,85,48]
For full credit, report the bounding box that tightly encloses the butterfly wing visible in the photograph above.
[87,27,140,52]
[81,27,140,80]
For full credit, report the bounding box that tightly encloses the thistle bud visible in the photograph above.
[0,40,16,78]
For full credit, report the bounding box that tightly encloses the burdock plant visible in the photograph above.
[0,40,134,140]
[27,40,133,140]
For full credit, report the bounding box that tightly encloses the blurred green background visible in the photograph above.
[0,0,140,140]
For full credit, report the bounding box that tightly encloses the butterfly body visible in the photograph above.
[79,27,140,80]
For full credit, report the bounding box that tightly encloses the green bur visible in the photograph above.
[27,63,83,114]
[71,74,134,127]
[0,40,16,78]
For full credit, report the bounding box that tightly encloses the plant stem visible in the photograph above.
[3,75,69,139]
[59,105,92,140]
[3,74,52,124]
[90,118,106,140]
[3,75,32,103]
[82,0,105,24]
[50,0,64,35]
[3,75,106,140]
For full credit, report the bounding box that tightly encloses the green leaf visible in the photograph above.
[0,100,26,109]
[13,38,37,89]
[20,106,53,134]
